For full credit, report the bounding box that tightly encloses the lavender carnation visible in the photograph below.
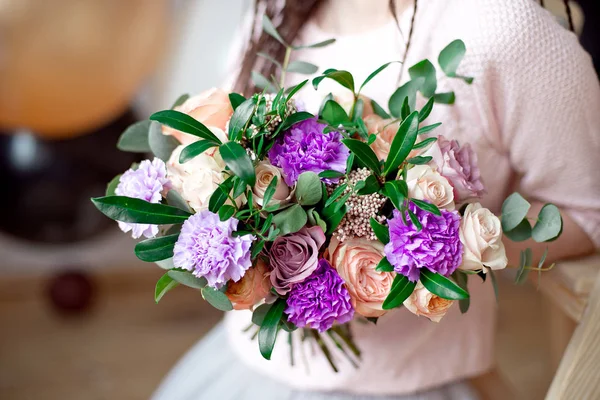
[115,158,170,239]
[285,259,354,332]
[173,210,254,288]
[268,118,349,186]
[384,204,462,282]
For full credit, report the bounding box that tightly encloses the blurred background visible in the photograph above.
[0,1,596,399]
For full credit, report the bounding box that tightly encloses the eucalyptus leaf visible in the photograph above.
[220,142,256,186]
[258,298,286,360]
[135,234,178,262]
[420,269,469,300]
[252,303,272,326]
[91,196,191,224]
[155,273,179,303]
[296,172,322,206]
[532,204,562,242]
[286,60,319,74]
[438,39,467,77]
[501,192,531,232]
[252,71,276,92]
[293,38,336,49]
[167,270,207,289]
[262,15,287,46]
[148,122,180,161]
[433,92,455,104]
[256,52,282,69]
[515,248,533,285]
[155,258,174,270]
[383,111,419,175]
[201,286,234,311]
[272,204,307,235]
[166,190,193,213]
[382,274,416,310]
[503,218,532,242]
[106,174,121,197]
[408,60,437,97]
[117,120,153,153]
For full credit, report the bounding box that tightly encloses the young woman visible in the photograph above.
[154,1,600,398]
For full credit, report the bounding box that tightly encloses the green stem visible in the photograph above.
[280,47,292,87]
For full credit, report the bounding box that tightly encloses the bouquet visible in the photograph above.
[92,17,563,370]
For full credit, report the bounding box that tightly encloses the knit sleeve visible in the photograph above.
[473,0,600,247]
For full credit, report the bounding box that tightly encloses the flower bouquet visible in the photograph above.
[92,17,563,370]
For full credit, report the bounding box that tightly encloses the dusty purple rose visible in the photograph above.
[173,210,254,289]
[115,158,170,239]
[269,226,326,295]
[285,259,354,332]
[384,204,463,282]
[268,118,349,186]
[427,135,485,203]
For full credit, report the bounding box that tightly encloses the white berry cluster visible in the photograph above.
[331,168,387,242]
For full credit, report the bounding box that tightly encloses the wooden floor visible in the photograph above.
[0,266,557,400]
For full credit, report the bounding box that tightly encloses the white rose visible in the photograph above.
[459,203,508,273]
[406,165,455,210]
[166,128,229,212]
[253,161,293,207]
[403,281,454,323]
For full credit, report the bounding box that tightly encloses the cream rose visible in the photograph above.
[329,238,394,318]
[403,281,454,322]
[459,203,508,273]
[225,258,271,310]
[253,161,293,207]
[166,134,227,212]
[406,165,455,210]
[162,88,233,145]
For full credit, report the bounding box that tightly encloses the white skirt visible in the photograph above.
[152,323,479,400]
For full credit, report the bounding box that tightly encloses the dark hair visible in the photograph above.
[235,0,573,94]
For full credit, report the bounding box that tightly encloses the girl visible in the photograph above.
[154,1,600,398]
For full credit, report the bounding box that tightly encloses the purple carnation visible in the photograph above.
[268,118,349,186]
[384,204,462,282]
[115,158,170,239]
[285,259,354,332]
[173,210,254,288]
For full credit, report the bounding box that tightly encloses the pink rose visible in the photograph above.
[269,226,326,295]
[403,282,454,322]
[364,114,399,161]
[427,135,485,203]
[225,258,271,310]
[329,238,394,318]
[163,88,233,145]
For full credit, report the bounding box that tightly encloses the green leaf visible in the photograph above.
[384,181,406,210]
[293,38,336,49]
[408,209,422,231]
[148,122,180,161]
[324,184,348,208]
[515,248,533,285]
[167,270,207,289]
[345,153,355,174]
[91,196,191,224]
[503,218,532,242]
[135,234,178,262]
[232,176,247,199]
[408,60,437,97]
[313,70,355,92]
[228,97,256,140]
[228,93,246,110]
[400,97,411,120]
[219,142,256,186]
[179,140,217,163]
[150,110,221,144]
[489,269,499,304]
[106,174,121,197]
[171,94,190,109]
[155,273,179,303]
[208,177,234,213]
[324,204,347,235]
[321,100,349,126]
[262,15,287,46]
[411,198,441,216]
[296,172,322,206]
[433,92,455,104]
[251,71,276,92]
[201,286,233,311]
[117,120,153,152]
[420,269,470,300]
[454,272,470,313]
[166,190,192,213]
[389,79,422,118]
[155,258,174,270]
[256,52,282,69]
[309,209,327,232]
[370,218,389,244]
[285,80,308,103]
[376,257,394,272]
[341,139,381,175]
[258,298,286,360]
[413,137,437,150]
[532,204,563,242]
[501,192,531,232]
[382,274,417,310]
[218,204,236,221]
[418,122,442,135]
[371,99,391,119]
[251,239,266,259]
[260,175,278,208]
[286,60,318,74]
[383,111,419,175]
[438,39,466,77]
[407,156,433,165]
[280,111,314,131]
[318,170,345,179]
[359,61,398,93]
[418,97,435,122]
[252,303,272,326]
[272,204,307,235]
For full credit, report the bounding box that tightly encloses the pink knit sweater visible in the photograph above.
[225,0,600,395]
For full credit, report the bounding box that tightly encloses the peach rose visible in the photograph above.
[163,88,233,145]
[364,114,400,161]
[406,164,455,210]
[459,203,508,273]
[225,259,271,310]
[253,161,294,207]
[329,238,394,318]
[403,281,454,322]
